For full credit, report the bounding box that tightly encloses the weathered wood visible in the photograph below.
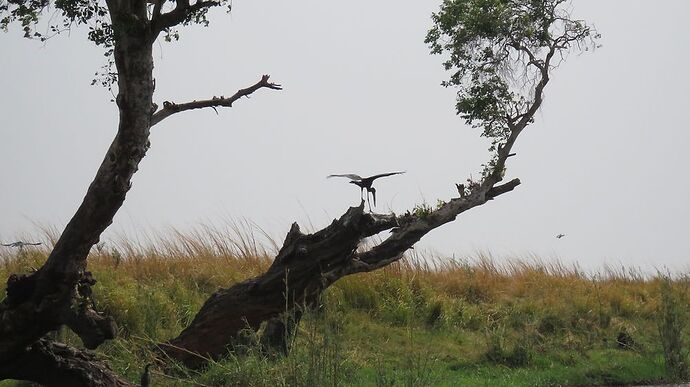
[161,204,398,367]
[161,174,522,368]
[0,339,134,386]
[260,310,303,356]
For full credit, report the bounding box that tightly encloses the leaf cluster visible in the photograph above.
[1,0,230,88]
[1,0,111,46]
[425,0,597,146]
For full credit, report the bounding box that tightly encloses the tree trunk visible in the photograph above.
[260,310,303,356]
[161,205,398,368]
[0,11,155,383]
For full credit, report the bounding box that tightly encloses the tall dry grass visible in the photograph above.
[1,223,688,385]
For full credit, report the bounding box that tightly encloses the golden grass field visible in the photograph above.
[1,225,688,386]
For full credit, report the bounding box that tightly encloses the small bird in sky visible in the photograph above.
[2,241,42,248]
[556,233,566,239]
[327,171,405,211]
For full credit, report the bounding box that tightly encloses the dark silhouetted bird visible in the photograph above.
[140,363,153,387]
[556,233,566,239]
[327,171,405,211]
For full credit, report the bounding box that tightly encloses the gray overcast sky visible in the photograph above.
[1,1,689,273]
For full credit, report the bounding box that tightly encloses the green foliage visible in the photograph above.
[406,199,447,219]
[1,0,231,88]
[1,0,111,46]
[425,0,598,149]
[1,244,686,386]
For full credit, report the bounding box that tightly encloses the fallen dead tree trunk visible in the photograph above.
[161,177,520,368]
[161,205,397,367]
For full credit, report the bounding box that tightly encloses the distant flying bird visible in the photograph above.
[2,241,42,248]
[556,234,566,239]
[327,171,405,211]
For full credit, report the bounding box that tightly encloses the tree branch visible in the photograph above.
[150,75,282,127]
[152,0,220,34]
[338,178,521,277]
[151,0,166,23]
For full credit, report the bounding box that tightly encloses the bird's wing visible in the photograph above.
[327,174,362,181]
[369,171,405,180]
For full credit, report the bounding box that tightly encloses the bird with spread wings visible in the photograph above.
[1,241,42,248]
[327,171,405,211]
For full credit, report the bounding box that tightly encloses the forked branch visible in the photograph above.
[152,0,221,33]
[150,75,282,126]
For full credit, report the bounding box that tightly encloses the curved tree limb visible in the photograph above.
[337,178,522,278]
[150,75,282,127]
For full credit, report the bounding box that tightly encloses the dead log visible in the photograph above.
[160,205,397,367]
[0,339,134,386]
[161,176,520,368]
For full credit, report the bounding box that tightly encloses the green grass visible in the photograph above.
[1,234,688,386]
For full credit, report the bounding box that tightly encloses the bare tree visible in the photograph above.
[0,0,597,383]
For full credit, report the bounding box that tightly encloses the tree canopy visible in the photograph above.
[1,0,230,87]
[426,0,598,154]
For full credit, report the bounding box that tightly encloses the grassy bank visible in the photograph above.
[1,232,688,386]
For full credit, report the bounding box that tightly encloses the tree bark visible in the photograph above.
[0,339,134,387]
[160,205,398,367]
[260,310,303,356]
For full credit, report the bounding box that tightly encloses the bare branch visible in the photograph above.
[509,42,545,72]
[151,75,282,127]
[152,0,220,33]
[151,0,166,22]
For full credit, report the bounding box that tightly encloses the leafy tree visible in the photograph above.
[1,0,280,384]
[0,0,597,384]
